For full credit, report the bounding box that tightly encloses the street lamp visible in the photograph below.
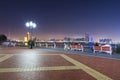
[25,21,37,49]
[25,21,37,40]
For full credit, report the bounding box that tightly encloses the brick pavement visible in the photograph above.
[0,47,119,80]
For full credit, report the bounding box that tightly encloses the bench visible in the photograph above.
[93,46,101,53]
[93,45,112,55]
[71,44,83,52]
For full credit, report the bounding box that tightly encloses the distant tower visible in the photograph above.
[85,33,89,42]
[84,33,93,42]
[27,32,30,41]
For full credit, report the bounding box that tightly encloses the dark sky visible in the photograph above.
[0,0,120,41]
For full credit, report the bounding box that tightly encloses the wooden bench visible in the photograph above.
[71,45,77,50]
[93,45,112,55]
[101,46,112,55]
[93,46,101,53]
[71,44,83,52]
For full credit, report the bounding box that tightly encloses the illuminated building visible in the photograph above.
[24,37,28,46]
[99,38,112,44]
[27,32,30,41]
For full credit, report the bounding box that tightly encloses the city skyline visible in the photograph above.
[0,0,120,42]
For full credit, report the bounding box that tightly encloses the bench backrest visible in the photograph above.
[71,45,77,48]
[94,46,101,50]
[101,46,110,51]
[77,45,82,49]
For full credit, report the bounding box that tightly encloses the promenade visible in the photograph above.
[0,47,120,80]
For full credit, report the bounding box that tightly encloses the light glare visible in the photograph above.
[26,22,30,27]
[33,23,36,28]
[25,21,37,28]
[29,21,33,26]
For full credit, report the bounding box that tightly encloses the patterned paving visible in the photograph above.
[0,53,112,80]
[0,54,14,62]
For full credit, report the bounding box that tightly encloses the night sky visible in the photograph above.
[0,0,120,42]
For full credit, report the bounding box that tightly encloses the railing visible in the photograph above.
[3,41,114,55]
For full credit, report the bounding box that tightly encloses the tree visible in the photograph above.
[28,40,35,49]
[0,34,7,42]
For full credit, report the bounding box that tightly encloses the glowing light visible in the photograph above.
[25,21,37,29]
[29,21,33,26]
[24,37,28,42]
[32,23,36,28]
[24,37,28,46]
[26,22,30,27]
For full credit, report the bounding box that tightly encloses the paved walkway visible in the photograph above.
[0,47,120,80]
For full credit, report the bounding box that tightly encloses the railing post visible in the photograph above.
[54,42,56,48]
[39,43,41,47]
[46,42,48,48]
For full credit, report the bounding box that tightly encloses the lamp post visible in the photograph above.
[25,21,36,40]
[25,21,37,49]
